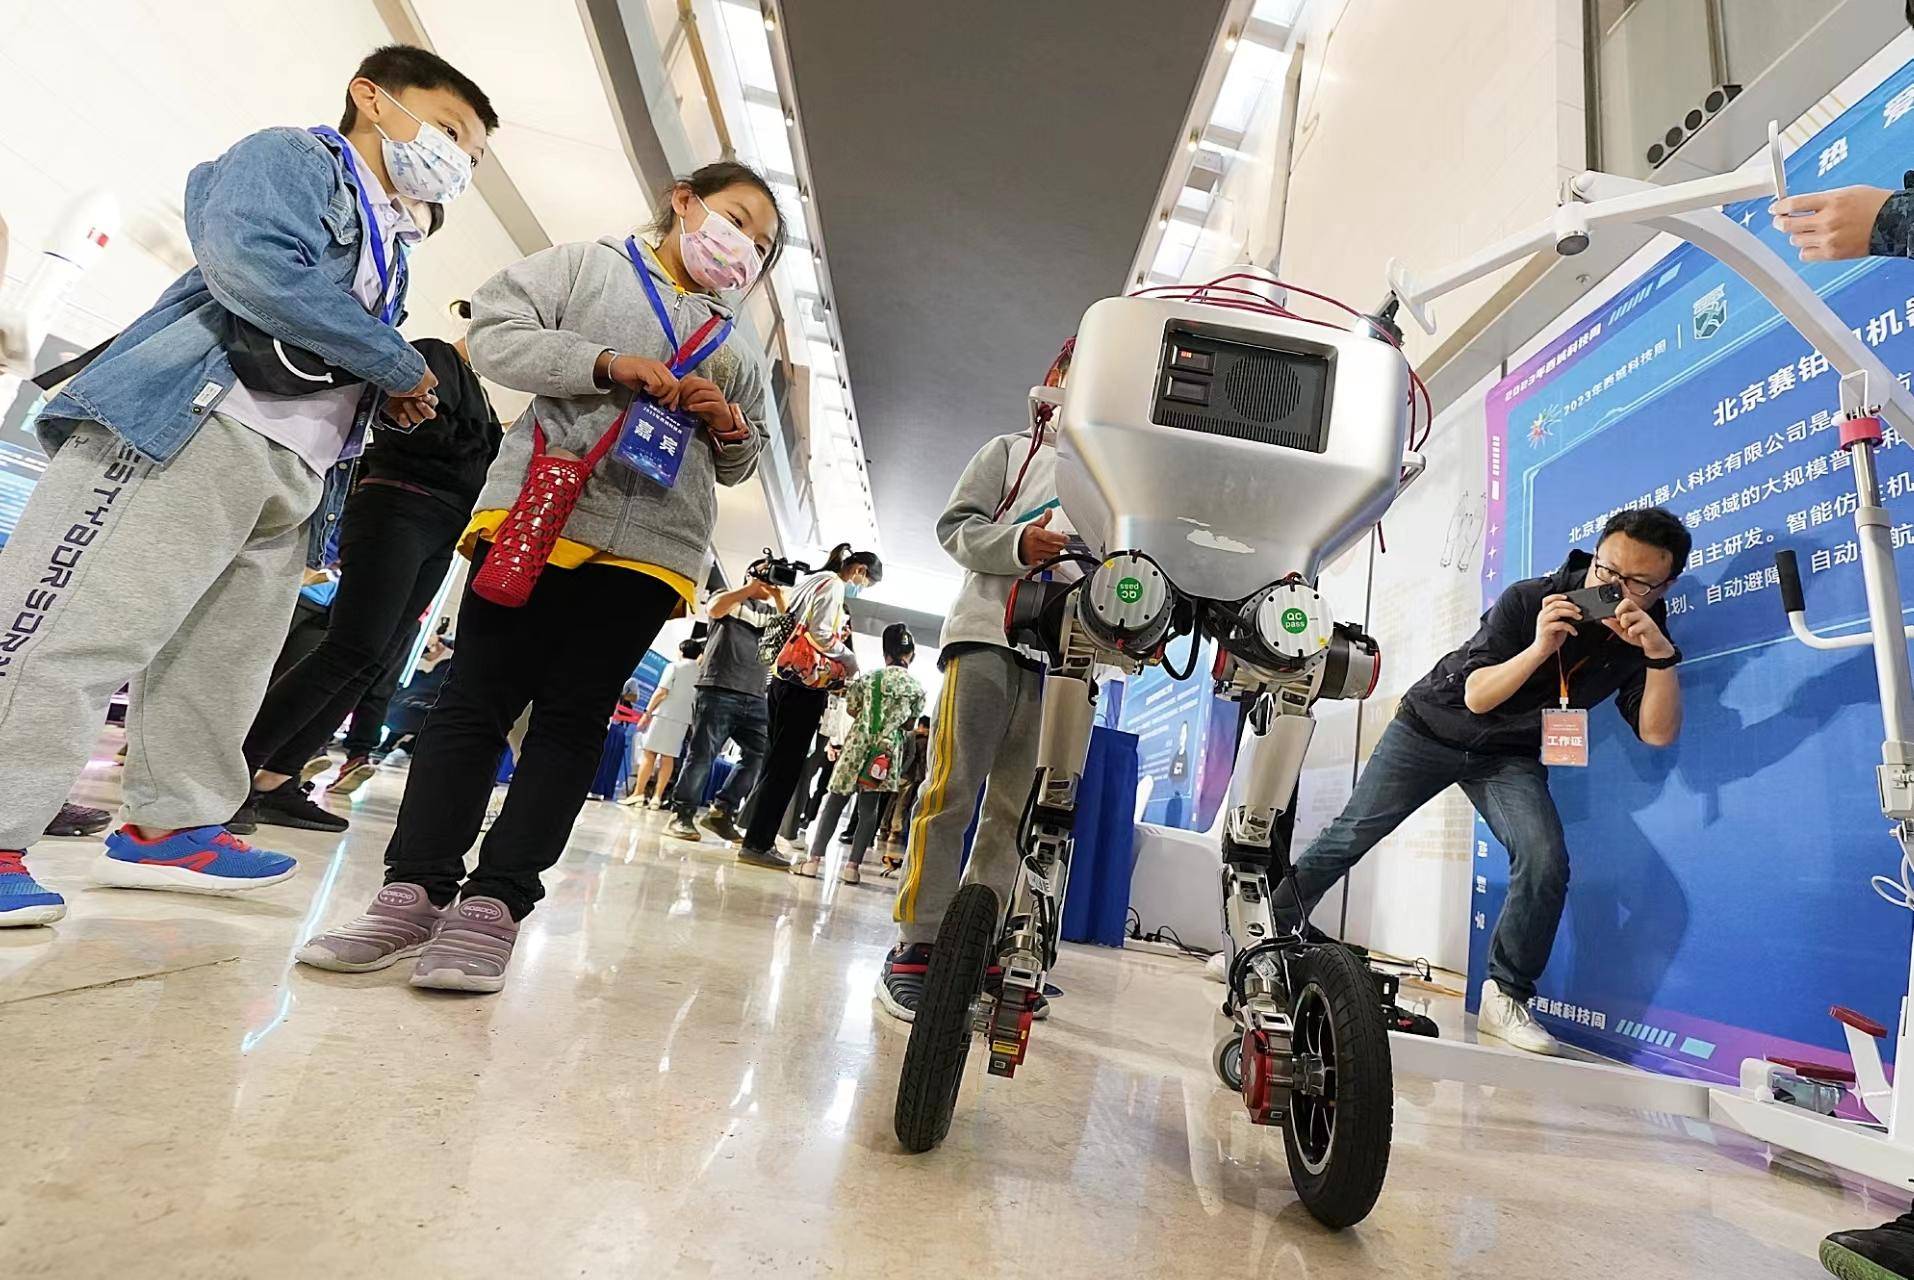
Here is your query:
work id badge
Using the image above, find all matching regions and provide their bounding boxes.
[612,396,696,489]
[1540,708,1590,767]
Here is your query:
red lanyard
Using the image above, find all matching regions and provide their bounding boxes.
[671,316,726,374]
[1557,653,1589,709]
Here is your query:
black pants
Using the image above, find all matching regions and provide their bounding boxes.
[274,595,331,679]
[805,746,834,820]
[383,547,678,919]
[341,651,404,758]
[272,591,404,760]
[742,677,829,852]
[771,737,829,842]
[245,484,462,778]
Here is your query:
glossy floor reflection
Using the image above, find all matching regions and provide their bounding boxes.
[0,744,1888,1278]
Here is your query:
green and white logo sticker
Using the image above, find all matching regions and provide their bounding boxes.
[1280,607,1310,635]
[1115,577,1144,605]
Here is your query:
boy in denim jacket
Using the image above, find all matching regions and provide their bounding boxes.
[0,45,495,925]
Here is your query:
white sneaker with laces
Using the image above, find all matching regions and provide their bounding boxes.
[1477,979,1560,1055]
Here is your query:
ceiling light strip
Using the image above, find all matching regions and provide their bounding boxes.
[1124,0,1263,288]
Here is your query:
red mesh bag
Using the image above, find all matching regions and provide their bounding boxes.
[471,418,623,607]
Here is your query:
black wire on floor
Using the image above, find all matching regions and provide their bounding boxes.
[1125,910,1220,961]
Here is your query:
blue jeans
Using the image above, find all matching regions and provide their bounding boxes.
[1284,716,1569,1002]
[670,688,770,819]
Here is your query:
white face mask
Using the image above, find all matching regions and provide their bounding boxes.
[372,85,473,204]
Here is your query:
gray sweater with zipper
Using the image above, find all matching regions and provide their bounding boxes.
[466,236,767,583]
[937,425,1076,661]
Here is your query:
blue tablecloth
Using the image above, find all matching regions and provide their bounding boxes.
[1060,726,1139,946]
[949,726,1138,947]
[701,757,735,807]
[590,722,637,800]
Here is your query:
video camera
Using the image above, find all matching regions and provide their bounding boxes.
[747,549,811,588]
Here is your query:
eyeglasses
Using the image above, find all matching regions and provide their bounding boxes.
[1592,559,1669,598]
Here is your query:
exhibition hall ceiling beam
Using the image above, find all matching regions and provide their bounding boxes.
[371,0,553,255]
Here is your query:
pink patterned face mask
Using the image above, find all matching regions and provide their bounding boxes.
[679,197,762,293]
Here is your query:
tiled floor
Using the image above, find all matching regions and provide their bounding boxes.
[0,745,1888,1277]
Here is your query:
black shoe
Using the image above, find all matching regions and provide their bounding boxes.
[1824,1212,1914,1280]
[695,807,742,844]
[252,780,349,833]
[45,802,112,837]
[1389,1007,1441,1038]
[228,799,259,836]
[737,844,791,871]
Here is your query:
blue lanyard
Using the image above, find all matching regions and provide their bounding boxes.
[624,237,733,375]
[310,127,404,326]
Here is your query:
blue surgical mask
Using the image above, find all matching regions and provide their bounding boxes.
[845,582,864,598]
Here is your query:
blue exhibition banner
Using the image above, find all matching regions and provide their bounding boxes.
[1118,636,1240,832]
[628,649,670,708]
[1476,59,1914,1084]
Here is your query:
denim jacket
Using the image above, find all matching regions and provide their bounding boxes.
[37,127,427,465]
[305,457,358,569]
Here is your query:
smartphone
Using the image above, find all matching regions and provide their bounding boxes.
[1563,582,1623,622]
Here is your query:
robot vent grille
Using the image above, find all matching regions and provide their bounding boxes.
[1150,325,1331,453]
[1222,355,1302,424]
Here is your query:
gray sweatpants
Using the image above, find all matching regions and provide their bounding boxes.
[0,415,319,848]
[893,645,1043,946]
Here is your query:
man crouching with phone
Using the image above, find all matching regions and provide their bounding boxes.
[1279,507,1688,1054]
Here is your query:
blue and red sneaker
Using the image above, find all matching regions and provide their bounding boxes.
[876,943,933,1023]
[93,826,298,895]
[0,850,66,926]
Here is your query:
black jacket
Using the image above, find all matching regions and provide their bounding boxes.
[1398,550,1667,757]
[359,337,503,511]
[898,729,929,783]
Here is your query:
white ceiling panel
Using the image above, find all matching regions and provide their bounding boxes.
[413,0,654,247]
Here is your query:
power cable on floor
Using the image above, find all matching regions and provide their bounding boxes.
[1126,914,1219,961]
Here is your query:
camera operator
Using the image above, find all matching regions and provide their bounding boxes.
[662,554,790,843]
[1279,508,1687,1055]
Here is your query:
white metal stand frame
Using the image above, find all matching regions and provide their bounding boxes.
[1384,124,1914,1191]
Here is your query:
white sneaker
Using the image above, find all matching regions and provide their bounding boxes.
[1477,979,1560,1055]
[775,836,808,857]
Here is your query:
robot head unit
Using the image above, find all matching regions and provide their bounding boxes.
[1054,294,1413,604]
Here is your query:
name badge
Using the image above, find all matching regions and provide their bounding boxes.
[612,396,696,489]
[1541,708,1590,767]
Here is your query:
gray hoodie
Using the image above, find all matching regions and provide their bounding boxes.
[466,236,767,583]
[937,425,1076,659]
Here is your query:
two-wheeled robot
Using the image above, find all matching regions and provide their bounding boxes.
[891,283,1429,1228]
